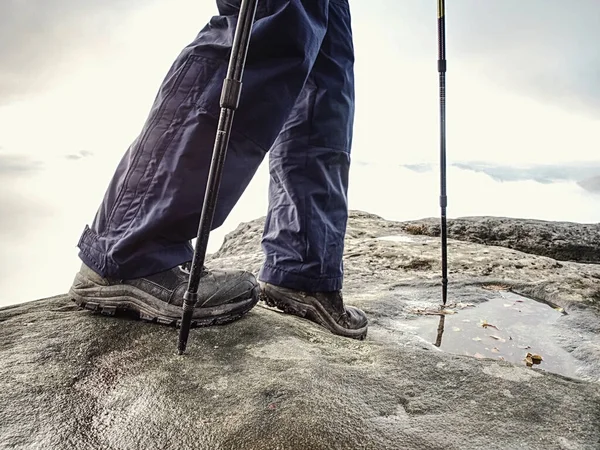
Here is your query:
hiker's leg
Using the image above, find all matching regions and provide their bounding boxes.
[258,0,355,292]
[77,1,329,279]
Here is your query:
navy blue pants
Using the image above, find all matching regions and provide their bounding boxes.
[77,0,355,292]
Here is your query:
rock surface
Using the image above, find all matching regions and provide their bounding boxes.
[1,211,600,450]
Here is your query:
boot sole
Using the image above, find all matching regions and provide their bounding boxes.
[259,284,367,340]
[69,271,259,328]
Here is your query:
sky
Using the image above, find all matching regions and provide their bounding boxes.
[1,0,599,305]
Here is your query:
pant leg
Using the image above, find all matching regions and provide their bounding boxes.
[258,0,355,292]
[77,0,330,279]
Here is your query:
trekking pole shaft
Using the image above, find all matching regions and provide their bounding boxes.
[437,0,448,305]
[178,0,259,354]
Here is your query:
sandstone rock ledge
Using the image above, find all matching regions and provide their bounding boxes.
[1,211,599,450]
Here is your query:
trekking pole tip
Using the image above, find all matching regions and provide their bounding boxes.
[177,291,198,354]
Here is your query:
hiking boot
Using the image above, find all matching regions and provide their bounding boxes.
[69,262,259,327]
[259,282,368,340]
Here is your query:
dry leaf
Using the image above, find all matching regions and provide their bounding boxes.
[525,352,543,366]
[489,335,506,343]
[491,347,500,353]
[531,354,543,364]
[474,353,485,359]
[518,345,531,350]
[481,320,499,330]
[456,302,476,309]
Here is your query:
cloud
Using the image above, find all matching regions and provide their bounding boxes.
[0,0,157,104]
[578,176,600,194]
[0,153,43,175]
[401,161,600,187]
[451,162,600,185]
[65,150,94,161]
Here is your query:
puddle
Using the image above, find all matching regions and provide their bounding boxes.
[408,291,581,379]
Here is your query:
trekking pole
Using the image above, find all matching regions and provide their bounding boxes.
[178,0,259,355]
[437,0,448,305]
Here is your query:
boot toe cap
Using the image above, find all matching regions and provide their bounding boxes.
[345,306,368,329]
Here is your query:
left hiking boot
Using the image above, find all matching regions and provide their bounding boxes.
[69,262,259,327]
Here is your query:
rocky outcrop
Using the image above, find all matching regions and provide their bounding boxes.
[397,215,600,265]
[1,211,599,449]
[214,211,600,310]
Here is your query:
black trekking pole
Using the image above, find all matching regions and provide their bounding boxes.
[177,0,259,355]
[437,0,448,305]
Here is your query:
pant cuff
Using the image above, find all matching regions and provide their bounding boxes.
[77,226,110,277]
[77,225,193,279]
[258,263,343,292]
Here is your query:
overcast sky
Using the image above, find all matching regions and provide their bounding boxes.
[1,0,599,305]
[0,0,156,104]
[2,0,599,114]
[388,0,600,118]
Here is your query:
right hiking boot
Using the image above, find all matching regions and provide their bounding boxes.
[259,282,368,340]
[69,262,259,327]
